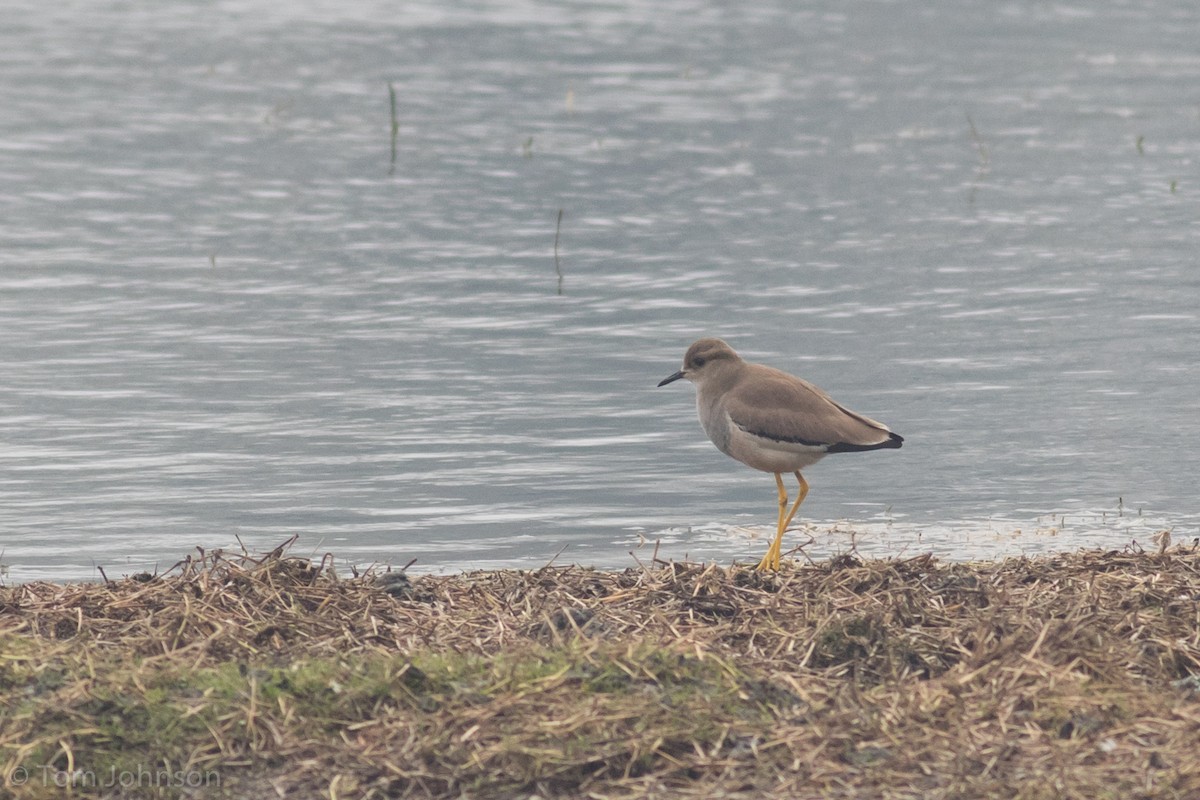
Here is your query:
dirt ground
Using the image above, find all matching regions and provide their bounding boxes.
[2,538,1198,799]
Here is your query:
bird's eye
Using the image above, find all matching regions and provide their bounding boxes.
[693,356,706,367]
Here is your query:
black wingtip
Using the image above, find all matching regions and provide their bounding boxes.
[826,430,903,454]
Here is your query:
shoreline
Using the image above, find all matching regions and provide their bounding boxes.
[2,542,1199,798]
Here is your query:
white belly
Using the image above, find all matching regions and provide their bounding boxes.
[722,417,829,473]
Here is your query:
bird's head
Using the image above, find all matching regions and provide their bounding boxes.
[658,338,742,387]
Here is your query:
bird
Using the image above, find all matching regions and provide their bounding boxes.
[658,337,902,570]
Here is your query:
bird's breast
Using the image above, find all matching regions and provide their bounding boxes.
[697,393,733,455]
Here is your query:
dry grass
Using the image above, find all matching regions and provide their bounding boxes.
[1,538,1199,799]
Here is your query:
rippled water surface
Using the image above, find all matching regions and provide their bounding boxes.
[2,1,1198,580]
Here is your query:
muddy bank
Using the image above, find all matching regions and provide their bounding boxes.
[2,540,1198,798]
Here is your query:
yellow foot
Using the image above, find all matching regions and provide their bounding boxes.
[755,538,782,571]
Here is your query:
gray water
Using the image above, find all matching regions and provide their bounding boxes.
[2,0,1198,582]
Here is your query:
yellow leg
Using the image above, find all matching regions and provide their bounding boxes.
[756,471,808,572]
[781,471,809,533]
[756,473,789,571]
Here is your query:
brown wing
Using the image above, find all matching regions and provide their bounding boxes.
[723,366,899,450]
